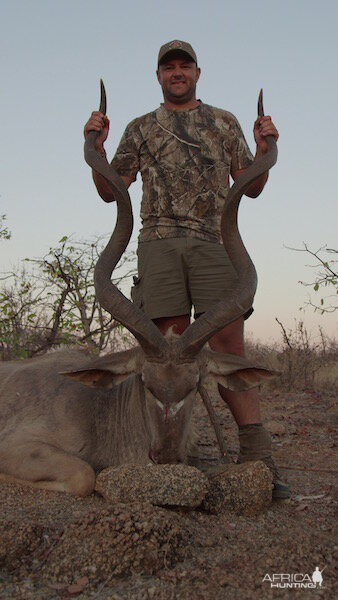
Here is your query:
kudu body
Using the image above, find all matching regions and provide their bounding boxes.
[0,86,277,495]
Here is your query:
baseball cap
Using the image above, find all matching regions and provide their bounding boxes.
[157,40,197,67]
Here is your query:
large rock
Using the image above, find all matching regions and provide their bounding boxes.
[202,461,273,516]
[0,482,189,585]
[40,503,188,582]
[95,464,209,508]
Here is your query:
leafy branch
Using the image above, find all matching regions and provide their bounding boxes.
[286,243,337,313]
[0,214,11,241]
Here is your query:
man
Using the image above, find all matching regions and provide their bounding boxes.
[84,40,290,499]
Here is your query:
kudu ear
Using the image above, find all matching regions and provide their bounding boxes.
[61,347,144,389]
[199,348,277,394]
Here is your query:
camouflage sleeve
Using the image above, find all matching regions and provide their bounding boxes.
[111,119,141,182]
[230,116,254,174]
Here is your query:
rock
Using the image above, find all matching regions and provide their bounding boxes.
[0,482,189,585]
[95,464,209,508]
[202,461,273,516]
[41,503,188,582]
[266,420,286,436]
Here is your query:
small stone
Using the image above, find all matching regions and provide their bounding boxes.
[266,420,286,436]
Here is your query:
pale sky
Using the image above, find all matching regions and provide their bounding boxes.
[1,0,337,343]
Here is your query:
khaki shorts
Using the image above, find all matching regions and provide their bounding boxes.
[131,237,253,320]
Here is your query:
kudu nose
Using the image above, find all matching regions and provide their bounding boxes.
[149,444,184,464]
[149,449,159,463]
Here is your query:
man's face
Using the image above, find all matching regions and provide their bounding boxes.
[157,55,201,105]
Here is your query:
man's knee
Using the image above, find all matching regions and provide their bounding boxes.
[208,317,245,355]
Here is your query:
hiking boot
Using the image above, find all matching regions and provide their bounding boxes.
[262,456,291,500]
[238,423,291,500]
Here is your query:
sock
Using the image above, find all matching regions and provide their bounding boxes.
[238,423,273,465]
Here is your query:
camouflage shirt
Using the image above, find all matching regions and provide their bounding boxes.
[111,102,254,243]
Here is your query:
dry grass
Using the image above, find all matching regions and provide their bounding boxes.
[246,321,337,393]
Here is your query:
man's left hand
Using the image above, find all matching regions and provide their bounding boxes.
[253,116,279,154]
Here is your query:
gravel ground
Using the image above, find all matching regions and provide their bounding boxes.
[0,387,336,599]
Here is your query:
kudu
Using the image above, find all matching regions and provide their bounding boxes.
[0,85,277,496]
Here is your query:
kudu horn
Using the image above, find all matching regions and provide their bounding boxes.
[84,80,169,359]
[175,89,278,360]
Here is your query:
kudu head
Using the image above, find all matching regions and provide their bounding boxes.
[66,83,277,464]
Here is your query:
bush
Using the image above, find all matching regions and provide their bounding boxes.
[0,235,136,360]
[246,320,337,393]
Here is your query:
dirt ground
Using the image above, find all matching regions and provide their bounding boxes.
[0,385,336,599]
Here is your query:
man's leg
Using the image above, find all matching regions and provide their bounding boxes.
[208,317,261,424]
[208,317,290,499]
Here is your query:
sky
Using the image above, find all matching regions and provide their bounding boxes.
[0,0,337,343]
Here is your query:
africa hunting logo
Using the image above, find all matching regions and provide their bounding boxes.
[263,566,325,589]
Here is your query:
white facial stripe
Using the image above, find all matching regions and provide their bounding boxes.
[170,399,185,416]
[155,397,186,418]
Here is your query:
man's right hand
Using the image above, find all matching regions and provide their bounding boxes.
[83,111,110,150]
[84,111,132,203]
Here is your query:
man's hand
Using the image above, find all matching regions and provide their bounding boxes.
[84,111,110,151]
[253,116,278,154]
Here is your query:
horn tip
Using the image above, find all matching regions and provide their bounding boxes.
[258,88,264,118]
[99,79,107,116]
